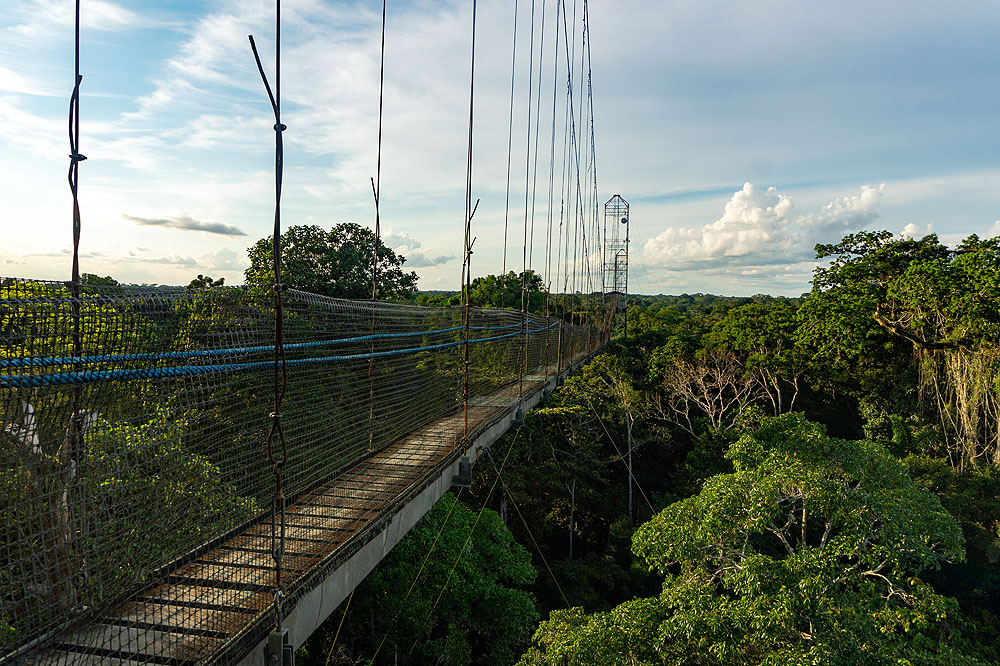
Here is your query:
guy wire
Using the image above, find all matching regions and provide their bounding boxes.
[402,428,527,663]
[462,0,478,442]
[482,447,570,608]
[500,0,518,310]
[518,0,537,406]
[368,489,465,663]
[323,589,354,666]
[583,395,655,514]
[67,0,88,606]
[368,0,387,453]
[248,0,290,628]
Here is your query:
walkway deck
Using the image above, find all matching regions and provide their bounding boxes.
[21,356,587,666]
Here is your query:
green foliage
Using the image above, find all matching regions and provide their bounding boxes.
[81,406,256,578]
[186,274,225,289]
[300,493,537,666]
[796,231,939,392]
[469,271,546,313]
[80,273,120,287]
[904,455,1000,609]
[661,428,733,500]
[0,405,255,644]
[412,290,461,307]
[798,231,1000,468]
[245,223,418,300]
[1,279,159,373]
[705,303,807,415]
[520,414,980,666]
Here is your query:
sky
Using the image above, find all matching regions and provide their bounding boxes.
[2,0,1000,296]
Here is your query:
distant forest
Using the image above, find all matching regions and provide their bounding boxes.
[295,230,1000,666]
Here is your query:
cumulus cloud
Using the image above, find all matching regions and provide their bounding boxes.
[641,182,885,269]
[123,213,246,236]
[384,229,455,268]
[200,247,245,271]
[900,222,934,238]
[988,221,1000,238]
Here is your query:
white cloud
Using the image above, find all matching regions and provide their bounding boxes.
[383,228,455,268]
[5,0,1000,295]
[144,255,198,266]
[0,65,56,96]
[123,213,247,236]
[0,96,65,159]
[12,0,140,36]
[988,221,1000,238]
[641,182,885,270]
[200,247,245,271]
[900,222,933,238]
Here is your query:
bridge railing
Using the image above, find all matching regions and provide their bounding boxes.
[0,277,601,663]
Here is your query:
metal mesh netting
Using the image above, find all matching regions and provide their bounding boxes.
[0,278,601,665]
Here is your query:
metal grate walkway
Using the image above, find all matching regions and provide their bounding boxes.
[20,361,577,666]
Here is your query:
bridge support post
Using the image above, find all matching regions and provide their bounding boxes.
[266,629,293,666]
[452,456,473,488]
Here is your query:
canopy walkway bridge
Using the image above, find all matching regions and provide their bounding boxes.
[3,0,613,659]
[1,279,606,665]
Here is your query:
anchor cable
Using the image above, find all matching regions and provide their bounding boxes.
[248,0,289,629]
[67,0,88,604]
[368,0,388,453]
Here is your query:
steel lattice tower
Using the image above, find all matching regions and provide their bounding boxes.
[603,194,630,320]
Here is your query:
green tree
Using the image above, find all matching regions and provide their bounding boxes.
[559,351,661,521]
[519,414,980,666]
[706,303,806,416]
[798,231,1000,468]
[80,273,119,287]
[300,493,538,666]
[469,270,546,313]
[186,274,225,289]
[244,223,418,300]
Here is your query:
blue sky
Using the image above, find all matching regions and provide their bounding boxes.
[2,0,999,295]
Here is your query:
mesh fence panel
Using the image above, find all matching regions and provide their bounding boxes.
[1,278,602,665]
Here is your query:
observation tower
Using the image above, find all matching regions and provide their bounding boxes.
[603,194,630,333]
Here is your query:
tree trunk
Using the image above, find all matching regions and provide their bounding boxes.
[627,415,634,522]
[568,477,576,560]
[499,485,508,526]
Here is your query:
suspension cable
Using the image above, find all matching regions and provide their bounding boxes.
[248,0,289,630]
[586,0,601,338]
[500,0,518,310]
[68,2,84,289]
[571,0,585,346]
[543,0,562,379]
[526,0,547,382]
[66,0,88,607]
[528,0,547,276]
[518,0,537,405]
[368,0,388,454]
[462,0,478,443]
[481,447,570,608]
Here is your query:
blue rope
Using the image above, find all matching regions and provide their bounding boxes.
[0,322,529,369]
[1,322,558,388]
